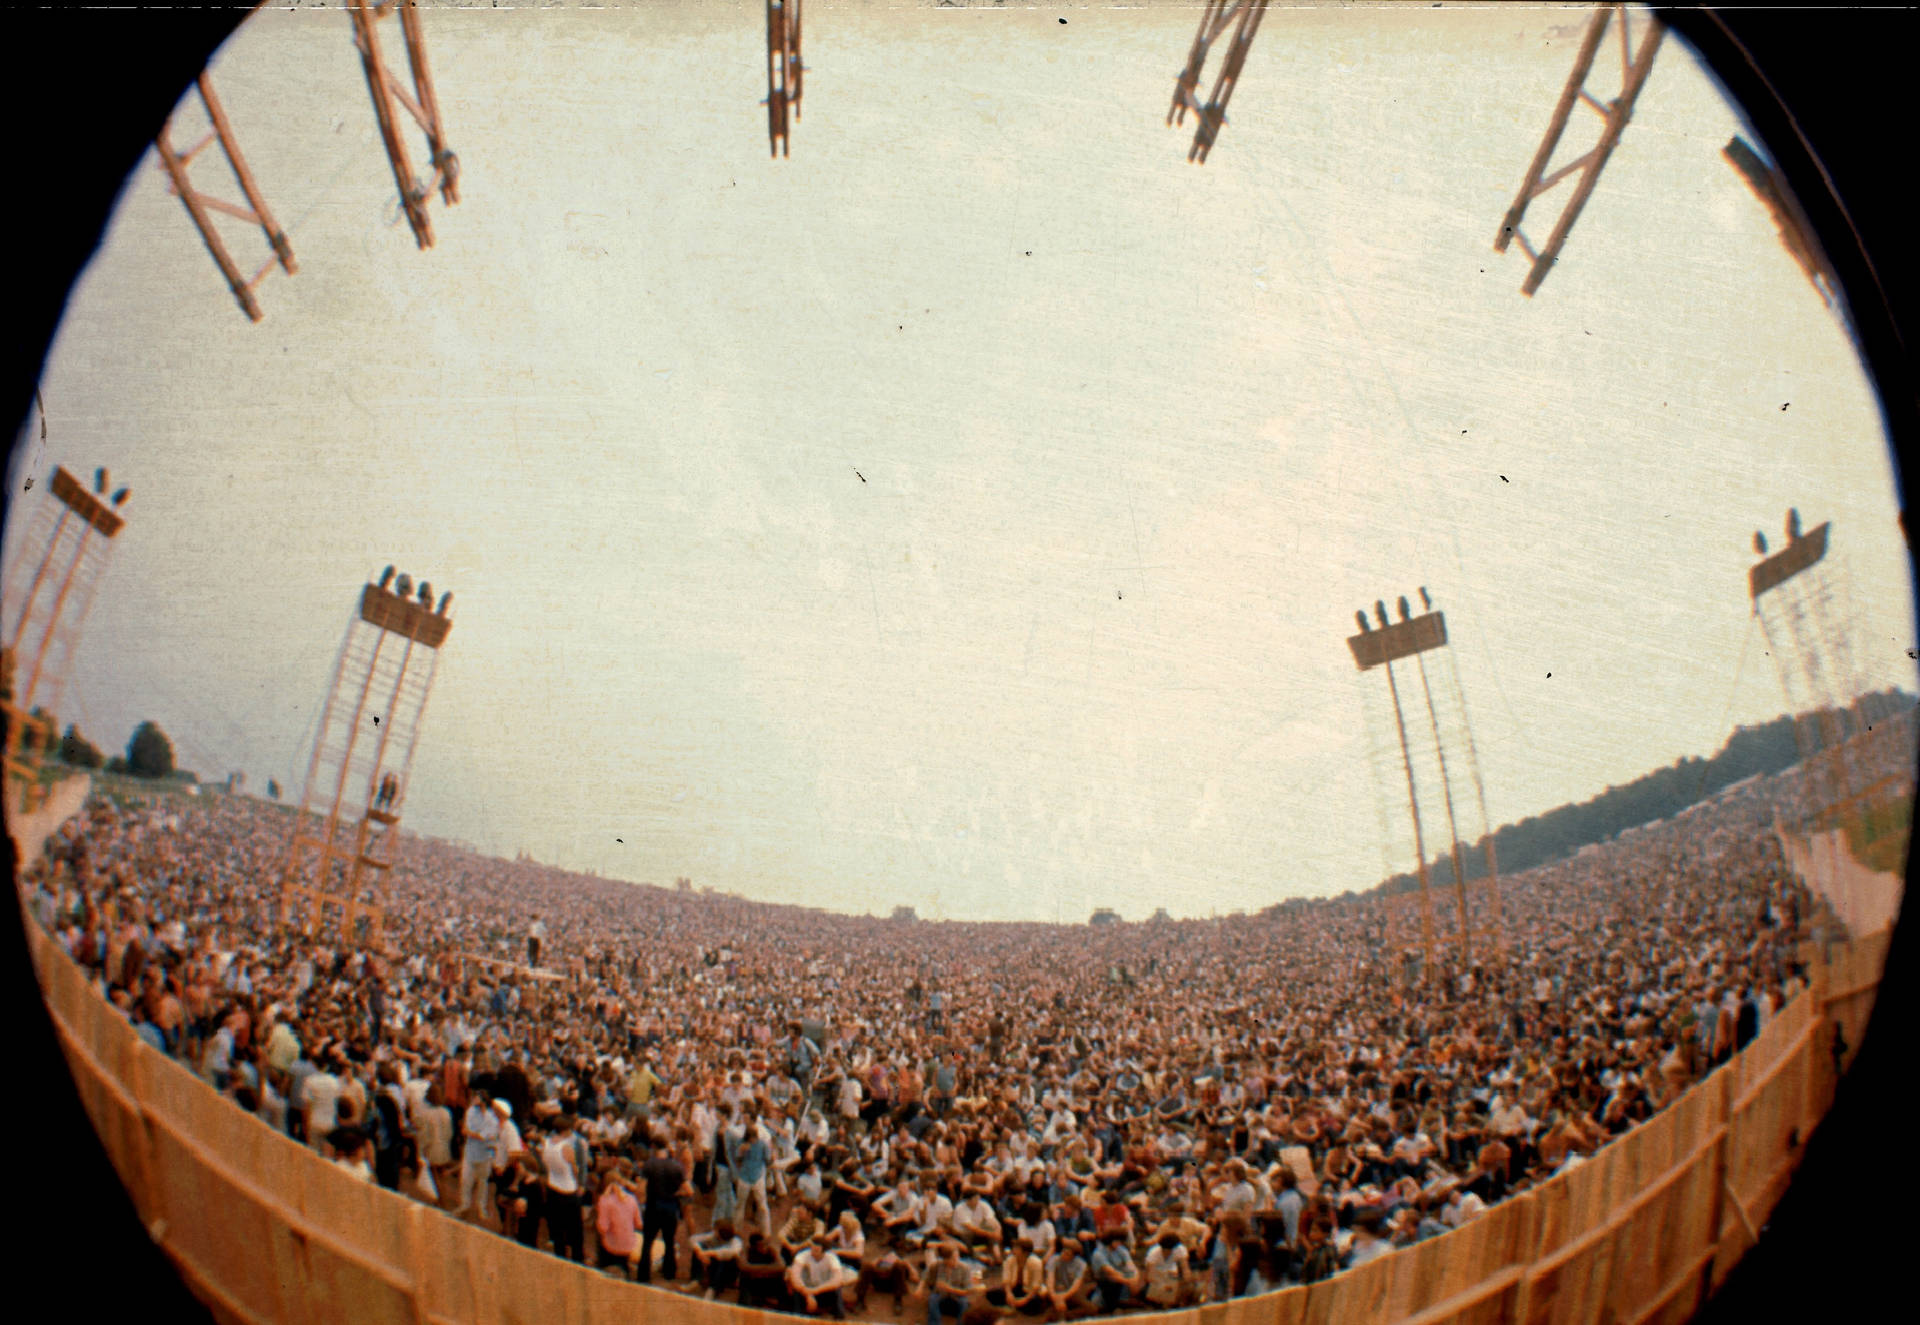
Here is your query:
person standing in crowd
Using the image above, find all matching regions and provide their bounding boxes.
[528,915,547,969]
[539,1113,588,1262]
[413,1082,454,1207]
[730,1106,774,1238]
[456,1084,501,1223]
[637,1137,689,1284]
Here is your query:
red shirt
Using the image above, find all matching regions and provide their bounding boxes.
[1093,1202,1132,1241]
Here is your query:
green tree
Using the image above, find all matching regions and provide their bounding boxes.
[126,721,176,779]
[59,723,103,768]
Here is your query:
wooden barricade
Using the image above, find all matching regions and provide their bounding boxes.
[19,897,1892,1325]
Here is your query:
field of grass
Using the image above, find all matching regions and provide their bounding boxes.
[1842,795,1912,875]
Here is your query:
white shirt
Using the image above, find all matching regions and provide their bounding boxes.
[1215,1179,1257,1214]
[955,1198,999,1235]
[1014,1218,1055,1257]
[305,1072,342,1136]
[542,1134,583,1195]
[494,1119,523,1171]
[916,1194,954,1234]
[792,1247,845,1292]
[1144,1243,1188,1289]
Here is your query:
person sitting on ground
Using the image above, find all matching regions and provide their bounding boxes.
[827,1210,867,1278]
[690,1219,743,1298]
[952,1188,1003,1251]
[779,1196,826,1260]
[903,1175,956,1250]
[877,1176,924,1240]
[1089,1228,1145,1313]
[737,1230,791,1311]
[1143,1230,1194,1308]
[992,1234,1048,1316]
[914,1238,978,1325]
[1040,1235,1097,1322]
[789,1233,852,1319]
[854,1243,914,1314]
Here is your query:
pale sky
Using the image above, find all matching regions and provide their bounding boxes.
[8,2,1914,922]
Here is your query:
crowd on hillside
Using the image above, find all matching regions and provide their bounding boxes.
[16,734,1885,1321]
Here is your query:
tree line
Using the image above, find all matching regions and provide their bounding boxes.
[32,712,183,781]
[1274,688,1916,912]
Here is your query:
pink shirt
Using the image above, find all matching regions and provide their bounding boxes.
[596,1189,641,1255]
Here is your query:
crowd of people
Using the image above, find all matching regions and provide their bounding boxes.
[16,730,1893,1322]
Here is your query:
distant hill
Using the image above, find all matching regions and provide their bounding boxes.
[1321,688,1916,907]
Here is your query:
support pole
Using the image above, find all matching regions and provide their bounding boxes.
[1166,0,1267,164]
[155,125,262,322]
[397,0,459,206]
[7,508,73,655]
[1493,4,1665,295]
[1417,652,1473,968]
[18,528,94,711]
[350,0,435,249]
[196,75,296,275]
[1494,7,1609,255]
[1384,659,1437,982]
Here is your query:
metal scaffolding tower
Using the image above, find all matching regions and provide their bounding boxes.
[1,467,129,814]
[1747,510,1895,836]
[161,0,458,319]
[766,0,803,158]
[1167,0,1267,164]
[155,74,297,323]
[1349,589,1503,981]
[348,0,460,250]
[279,568,453,947]
[1493,3,1664,296]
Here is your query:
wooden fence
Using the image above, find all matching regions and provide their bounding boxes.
[24,911,1889,1325]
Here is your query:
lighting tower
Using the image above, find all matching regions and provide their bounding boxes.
[1493,3,1664,295]
[279,567,452,947]
[1747,510,1887,835]
[1348,589,1503,980]
[161,1,458,319]
[349,0,460,250]
[766,0,803,157]
[1723,135,1841,313]
[2,467,129,813]
[1167,0,1267,164]
[155,73,296,323]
